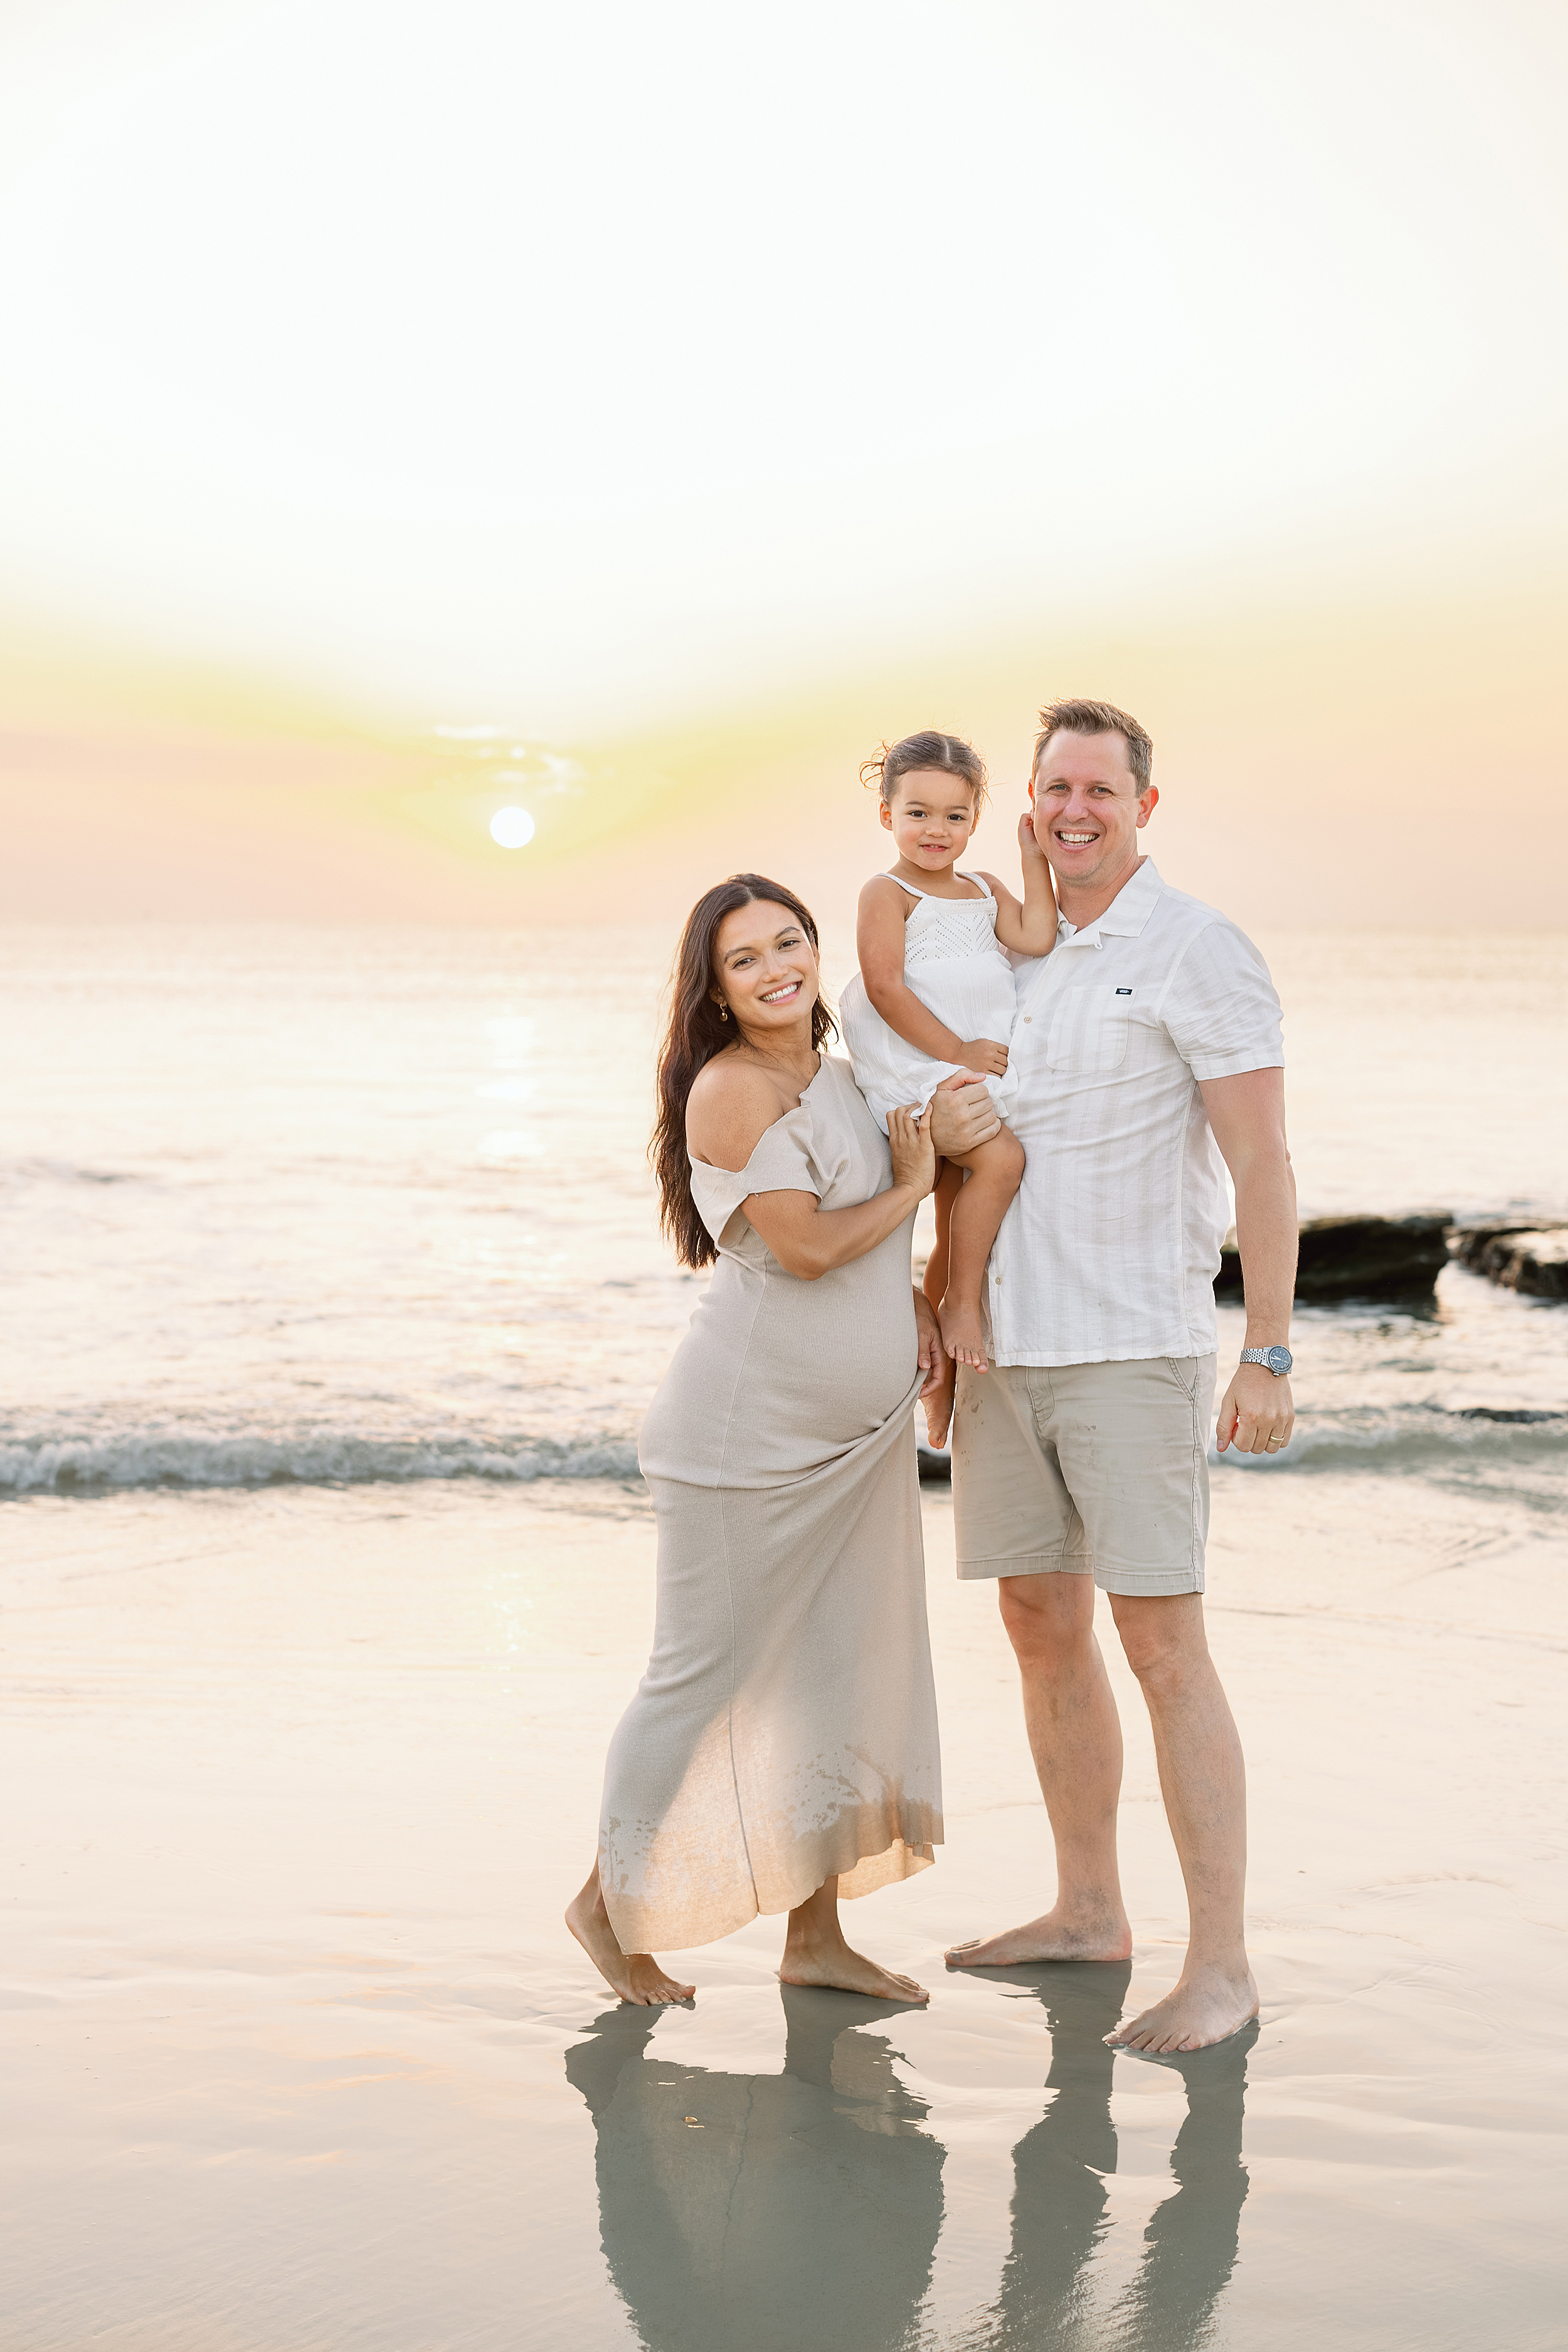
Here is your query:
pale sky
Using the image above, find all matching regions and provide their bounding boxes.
[3,0,1565,736]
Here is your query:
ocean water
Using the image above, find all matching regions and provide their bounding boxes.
[4,923,1567,1501]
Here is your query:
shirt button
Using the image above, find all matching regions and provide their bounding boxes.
[1022,1016,1032,1024]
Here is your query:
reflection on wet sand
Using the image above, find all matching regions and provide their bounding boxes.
[970,1962,1130,2347]
[568,1965,1253,2351]
[958,1963,1253,2352]
[1115,2034,1253,2349]
[564,1987,943,2352]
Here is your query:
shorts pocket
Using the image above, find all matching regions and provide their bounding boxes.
[1046,987,1131,1074]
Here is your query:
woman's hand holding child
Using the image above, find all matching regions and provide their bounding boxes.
[887,1103,937,1202]
[913,1291,948,1436]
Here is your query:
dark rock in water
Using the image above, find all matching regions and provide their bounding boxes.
[1215,1213,1453,1303]
[1454,1406,1566,1423]
[1453,1224,1568,1301]
[916,1440,951,1482]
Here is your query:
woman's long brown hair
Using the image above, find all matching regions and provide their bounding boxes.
[650,874,837,1269]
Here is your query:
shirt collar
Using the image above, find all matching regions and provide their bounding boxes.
[1056,858,1164,950]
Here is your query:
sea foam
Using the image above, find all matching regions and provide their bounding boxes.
[0,1426,642,1494]
[1,1405,1562,1494]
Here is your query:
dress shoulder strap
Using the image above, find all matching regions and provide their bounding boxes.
[955,869,994,901]
[883,869,991,901]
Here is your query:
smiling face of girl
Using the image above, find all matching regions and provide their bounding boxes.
[710,901,821,1037]
[879,769,981,877]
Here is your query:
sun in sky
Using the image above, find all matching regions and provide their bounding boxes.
[2,3,1565,928]
[489,807,536,850]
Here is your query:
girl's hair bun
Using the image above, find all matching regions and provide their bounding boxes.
[861,731,988,811]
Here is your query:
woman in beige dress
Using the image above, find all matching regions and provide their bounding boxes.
[566,873,947,2005]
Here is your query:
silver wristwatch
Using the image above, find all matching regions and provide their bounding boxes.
[1239,1346,1293,1377]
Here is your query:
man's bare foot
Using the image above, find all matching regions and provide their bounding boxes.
[565,1872,695,2006]
[1105,1959,1259,2053]
[945,1904,1133,1968]
[939,1296,989,1373]
[778,1938,929,2003]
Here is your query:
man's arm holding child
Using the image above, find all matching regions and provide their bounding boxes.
[927,1075,1004,1158]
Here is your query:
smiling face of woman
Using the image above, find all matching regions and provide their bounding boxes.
[711,901,820,1037]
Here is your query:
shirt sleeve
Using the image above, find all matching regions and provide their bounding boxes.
[1158,919,1284,1080]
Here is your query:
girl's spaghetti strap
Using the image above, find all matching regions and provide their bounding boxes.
[882,869,990,901]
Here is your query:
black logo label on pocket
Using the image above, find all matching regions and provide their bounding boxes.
[1115,987,1133,996]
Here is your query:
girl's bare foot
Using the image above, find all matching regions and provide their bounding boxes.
[938,1296,989,1372]
[565,1867,695,2006]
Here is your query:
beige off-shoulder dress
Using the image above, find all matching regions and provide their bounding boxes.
[599,1054,943,1953]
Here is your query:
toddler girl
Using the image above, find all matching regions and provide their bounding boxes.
[839,731,1057,1372]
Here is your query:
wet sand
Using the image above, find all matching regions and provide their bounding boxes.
[3,1471,1564,2350]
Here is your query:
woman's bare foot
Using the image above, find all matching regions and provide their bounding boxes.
[1105,1959,1259,2053]
[945,1900,1133,1968]
[938,1295,989,1373]
[780,1876,929,2003]
[565,1867,695,2006]
[778,1939,928,2003]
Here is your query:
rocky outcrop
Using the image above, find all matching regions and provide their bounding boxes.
[1452,1224,1568,1301]
[914,1221,1564,1478]
[1215,1213,1453,1303]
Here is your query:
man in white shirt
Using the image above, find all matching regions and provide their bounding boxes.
[928,697,1297,2054]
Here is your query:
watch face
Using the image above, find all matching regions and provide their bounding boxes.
[1266,1346,1293,1376]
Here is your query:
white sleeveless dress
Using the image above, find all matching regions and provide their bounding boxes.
[839,872,1021,1132]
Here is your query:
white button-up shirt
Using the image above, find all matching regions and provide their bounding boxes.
[987,859,1283,1367]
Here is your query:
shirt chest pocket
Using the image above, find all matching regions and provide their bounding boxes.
[1046,985,1133,1074]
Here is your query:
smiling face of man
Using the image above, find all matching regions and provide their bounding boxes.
[1029,729,1158,900]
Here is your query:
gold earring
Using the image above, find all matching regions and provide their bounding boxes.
[718,1001,729,1021]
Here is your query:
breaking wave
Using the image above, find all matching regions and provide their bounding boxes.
[2,1403,1562,1497]
[0,1424,642,1495]
[1209,1403,1568,1473]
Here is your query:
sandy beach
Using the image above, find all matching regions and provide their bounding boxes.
[4,1460,1562,2350]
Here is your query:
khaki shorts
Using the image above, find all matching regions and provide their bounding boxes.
[951,1355,1217,1597]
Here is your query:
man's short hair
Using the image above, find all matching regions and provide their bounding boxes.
[1034,698,1154,794]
